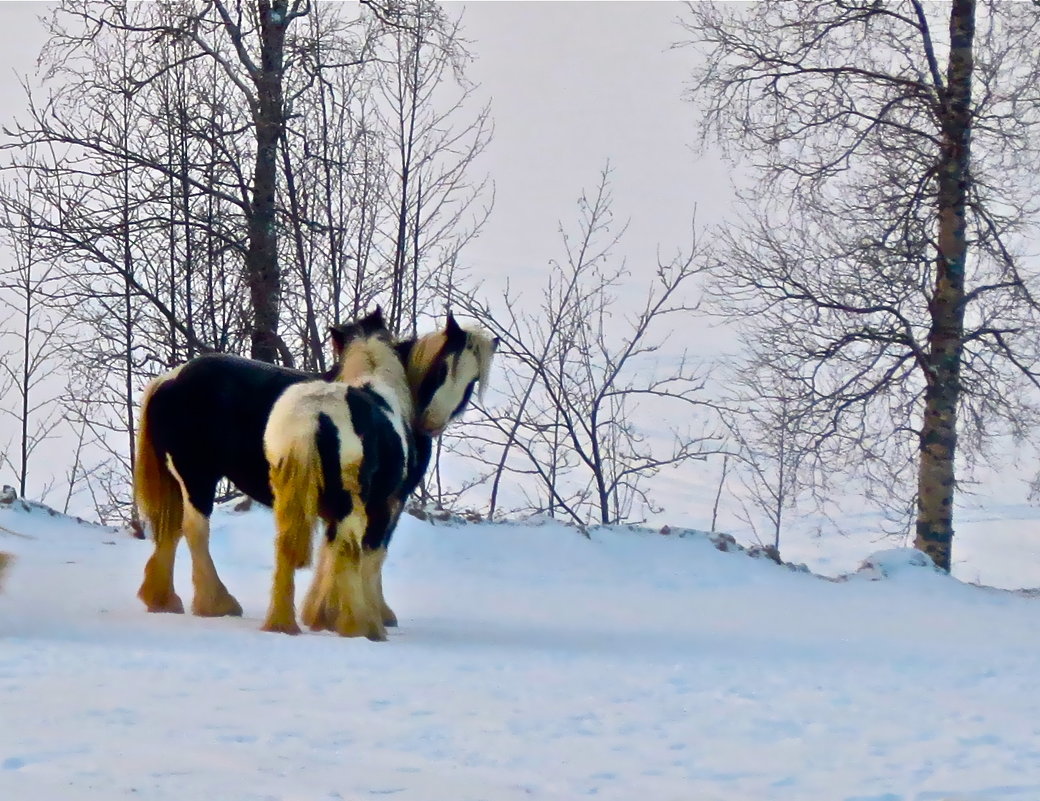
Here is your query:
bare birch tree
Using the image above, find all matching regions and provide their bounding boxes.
[374,0,493,337]
[679,0,1040,570]
[719,358,814,554]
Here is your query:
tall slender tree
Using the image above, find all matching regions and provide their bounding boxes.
[680,0,1040,569]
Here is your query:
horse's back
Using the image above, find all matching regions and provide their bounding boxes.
[145,354,315,510]
[266,381,366,470]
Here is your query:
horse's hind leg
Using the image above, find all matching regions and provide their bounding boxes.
[165,455,246,615]
[182,504,243,617]
[139,534,185,613]
[165,462,242,617]
[363,547,397,628]
[262,499,315,635]
[331,532,384,641]
[304,518,384,640]
[261,543,301,635]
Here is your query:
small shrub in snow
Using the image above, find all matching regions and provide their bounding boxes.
[849,549,944,581]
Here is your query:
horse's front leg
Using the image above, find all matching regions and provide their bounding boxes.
[362,501,400,627]
[301,540,332,631]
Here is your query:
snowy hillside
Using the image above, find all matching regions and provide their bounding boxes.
[2,500,1040,801]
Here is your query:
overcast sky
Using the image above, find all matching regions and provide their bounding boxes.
[455,2,731,280]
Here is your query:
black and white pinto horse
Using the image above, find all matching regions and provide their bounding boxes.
[134,309,497,637]
[263,314,413,639]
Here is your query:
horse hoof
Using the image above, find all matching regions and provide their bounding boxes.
[364,620,388,641]
[382,609,398,627]
[333,616,379,639]
[302,603,336,632]
[261,620,302,636]
[141,592,185,614]
[192,594,243,617]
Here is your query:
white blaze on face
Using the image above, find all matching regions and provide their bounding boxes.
[419,345,482,435]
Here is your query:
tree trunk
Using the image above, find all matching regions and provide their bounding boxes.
[914,0,975,572]
[18,241,31,499]
[246,0,288,364]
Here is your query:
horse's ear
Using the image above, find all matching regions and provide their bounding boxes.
[491,336,501,353]
[361,306,387,334]
[445,312,466,350]
[329,325,346,358]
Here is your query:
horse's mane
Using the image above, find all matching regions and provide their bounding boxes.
[333,334,412,409]
[406,326,497,400]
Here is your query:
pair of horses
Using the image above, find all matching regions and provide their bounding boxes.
[134,309,497,640]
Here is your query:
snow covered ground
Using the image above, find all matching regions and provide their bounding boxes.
[2,500,1040,801]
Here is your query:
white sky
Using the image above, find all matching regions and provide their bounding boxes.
[455,1,731,282]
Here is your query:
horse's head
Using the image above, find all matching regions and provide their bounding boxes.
[327,307,401,385]
[397,313,499,436]
[329,306,391,362]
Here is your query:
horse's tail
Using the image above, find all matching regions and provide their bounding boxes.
[268,431,323,571]
[133,377,183,546]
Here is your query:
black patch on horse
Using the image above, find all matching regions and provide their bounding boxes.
[414,359,449,416]
[412,322,469,417]
[394,339,416,367]
[401,431,433,500]
[148,354,316,514]
[329,308,390,365]
[450,379,477,421]
[345,385,407,552]
[315,412,353,537]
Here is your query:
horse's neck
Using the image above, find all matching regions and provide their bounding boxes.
[336,343,413,417]
[335,347,377,383]
[405,335,446,391]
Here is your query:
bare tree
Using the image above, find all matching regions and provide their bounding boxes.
[456,166,718,526]
[719,359,814,554]
[0,174,65,501]
[6,0,313,366]
[679,0,1040,570]
[0,0,492,520]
